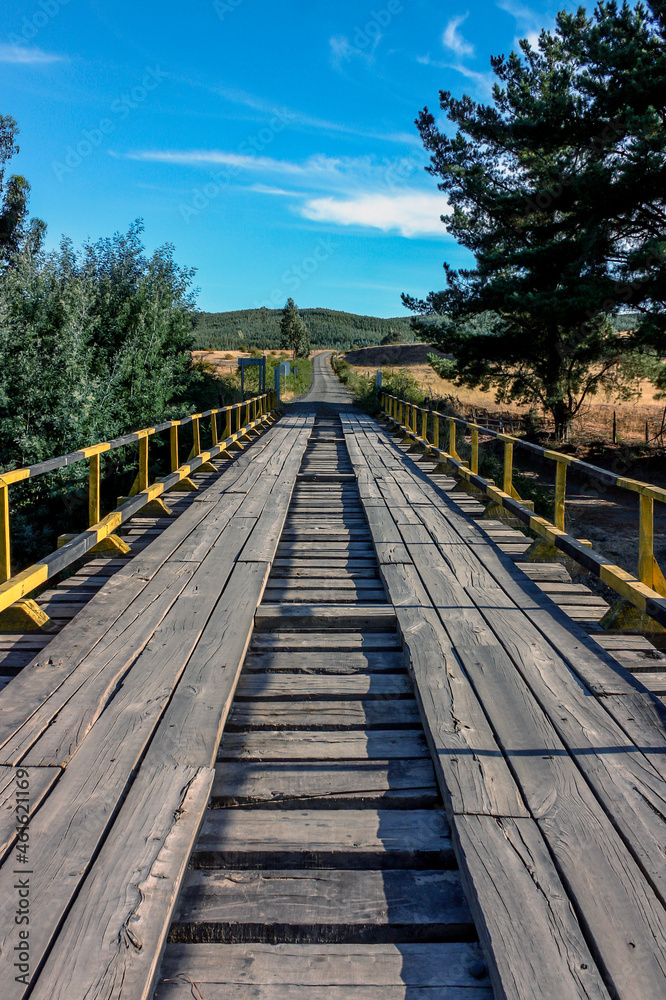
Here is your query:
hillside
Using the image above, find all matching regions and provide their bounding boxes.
[194,307,423,351]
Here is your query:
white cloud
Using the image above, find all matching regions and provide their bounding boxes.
[0,44,64,64]
[442,14,475,58]
[416,53,494,93]
[300,192,451,238]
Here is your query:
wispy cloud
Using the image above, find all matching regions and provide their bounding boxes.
[301,192,451,238]
[122,147,445,238]
[442,14,474,58]
[177,79,420,147]
[0,44,65,65]
[497,0,553,46]
[416,53,494,94]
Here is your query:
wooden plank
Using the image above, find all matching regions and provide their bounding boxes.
[21,520,256,767]
[255,604,396,630]
[454,815,610,1000]
[251,632,402,652]
[154,942,493,998]
[29,765,213,1000]
[241,650,406,672]
[192,808,455,869]
[380,561,528,819]
[0,562,196,765]
[211,759,438,808]
[148,562,270,769]
[0,765,60,863]
[227,698,421,730]
[217,730,430,762]
[235,672,412,698]
[170,868,472,942]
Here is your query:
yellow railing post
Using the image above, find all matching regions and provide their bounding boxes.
[421,408,428,442]
[448,419,460,461]
[554,459,567,531]
[223,407,231,439]
[89,454,101,527]
[0,484,10,583]
[139,436,149,492]
[412,405,418,435]
[433,412,439,450]
[639,493,655,588]
[503,440,514,495]
[170,424,179,472]
[211,411,218,446]
[471,426,479,475]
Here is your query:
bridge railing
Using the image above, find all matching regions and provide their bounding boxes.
[381,392,666,628]
[0,391,276,626]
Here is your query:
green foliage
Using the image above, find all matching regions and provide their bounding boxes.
[330,355,380,412]
[0,219,214,568]
[0,115,44,267]
[279,298,310,359]
[194,307,418,352]
[403,2,666,438]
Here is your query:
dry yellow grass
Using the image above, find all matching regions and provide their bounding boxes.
[346,346,665,446]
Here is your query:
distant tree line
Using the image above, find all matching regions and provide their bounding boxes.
[194,306,420,352]
[404,1,666,439]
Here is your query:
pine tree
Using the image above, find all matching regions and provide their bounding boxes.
[280,298,310,359]
[403,3,665,438]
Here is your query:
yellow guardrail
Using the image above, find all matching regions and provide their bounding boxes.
[0,391,276,626]
[380,392,666,629]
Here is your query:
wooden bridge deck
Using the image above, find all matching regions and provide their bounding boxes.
[0,354,664,999]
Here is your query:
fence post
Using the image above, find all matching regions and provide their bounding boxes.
[638,493,654,588]
[448,419,461,461]
[471,426,479,475]
[421,407,428,442]
[89,454,101,526]
[223,407,231,439]
[139,436,149,492]
[433,412,439,451]
[192,417,201,458]
[170,424,179,472]
[554,460,567,531]
[411,405,418,435]
[0,484,10,583]
[211,411,218,446]
[503,440,514,496]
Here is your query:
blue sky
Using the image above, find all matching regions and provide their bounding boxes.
[2,0,569,316]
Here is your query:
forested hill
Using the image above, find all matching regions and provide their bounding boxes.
[194,307,421,351]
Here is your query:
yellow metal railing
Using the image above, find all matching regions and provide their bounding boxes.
[0,391,276,622]
[381,392,666,628]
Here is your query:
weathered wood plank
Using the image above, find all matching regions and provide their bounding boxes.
[154,942,493,998]
[170,868,472,942]
[217,730,430,762]
[192,808,454,869]
[0,765,60,863]
[29,765,213,1000]
[235,672,412,698]
[241,649,406,671]
[454,815,610,1000]
[255,604,396,630]
[211,759,438,808]
[227,698,421,730]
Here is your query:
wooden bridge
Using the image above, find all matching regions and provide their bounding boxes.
[0,352,665,999]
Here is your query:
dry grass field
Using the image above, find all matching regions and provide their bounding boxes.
[344,343,666,447]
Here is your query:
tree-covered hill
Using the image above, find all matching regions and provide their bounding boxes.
[194,307,423,351]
